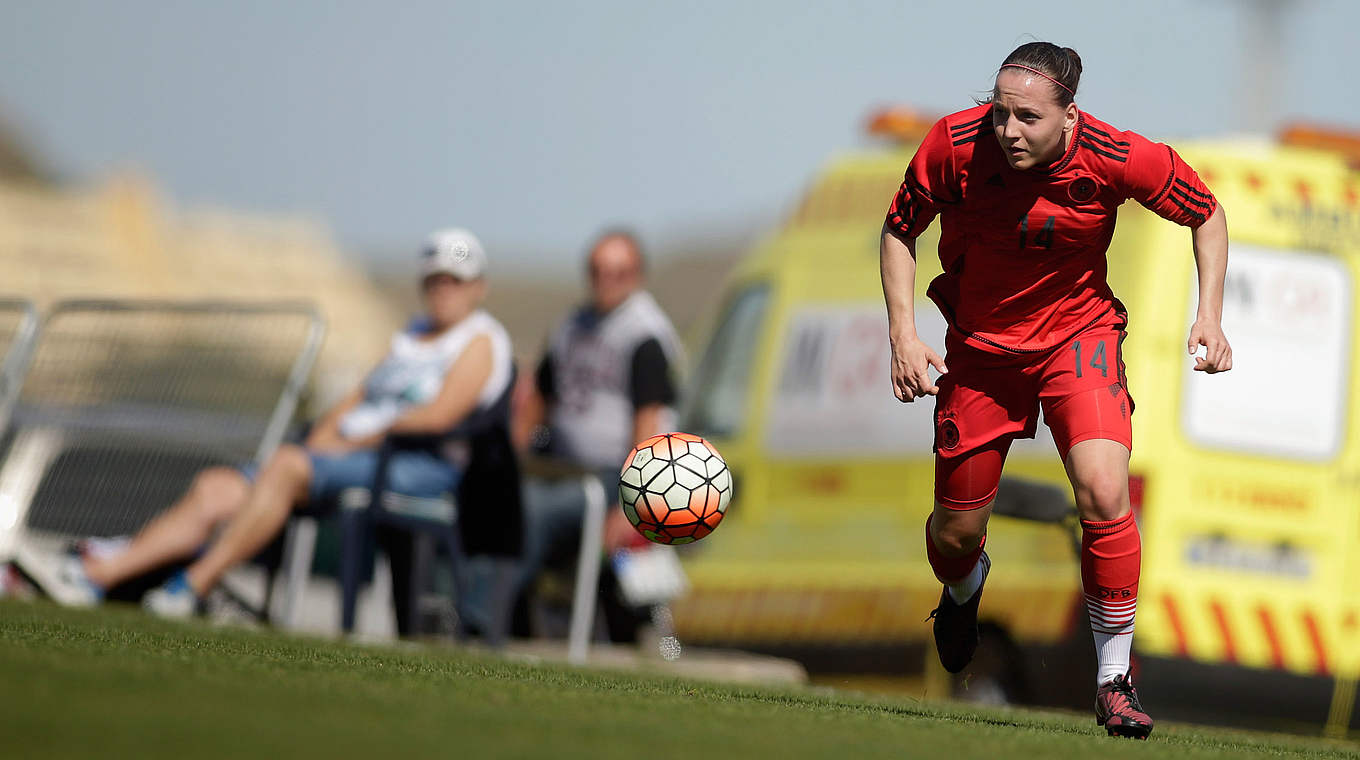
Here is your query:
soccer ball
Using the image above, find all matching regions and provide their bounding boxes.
[618,432,732,545]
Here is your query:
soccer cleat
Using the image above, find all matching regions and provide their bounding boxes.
[142,571,201,619]
[1095,673,1154,739]
[926,551,990,673]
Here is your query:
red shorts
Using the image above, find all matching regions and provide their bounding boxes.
[933,315,1134,510]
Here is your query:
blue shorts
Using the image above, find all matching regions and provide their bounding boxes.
[241,448,461,508]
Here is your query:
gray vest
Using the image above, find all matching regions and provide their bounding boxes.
[546,291,682,470]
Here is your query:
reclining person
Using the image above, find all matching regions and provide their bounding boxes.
[57,229,514,617]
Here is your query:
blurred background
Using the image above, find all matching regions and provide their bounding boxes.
[4,0,1358,369]
[1,0,1358,740]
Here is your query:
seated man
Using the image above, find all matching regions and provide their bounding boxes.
[512,229,683,641]
[57,228,514,617]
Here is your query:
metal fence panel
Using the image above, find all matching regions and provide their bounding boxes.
[1,300,323,541]
[0,299,39,432]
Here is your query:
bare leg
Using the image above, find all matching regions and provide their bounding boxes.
[1063,439,1131,522]
[928,501,992,559]
[84,467,249,590]
[184,445,313,596]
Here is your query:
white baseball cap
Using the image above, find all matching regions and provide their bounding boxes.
[421,228,487,280]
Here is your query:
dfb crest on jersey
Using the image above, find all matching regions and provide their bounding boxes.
[1068,176,1098,203]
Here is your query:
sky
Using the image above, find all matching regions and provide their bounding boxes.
[2,0,1357,273]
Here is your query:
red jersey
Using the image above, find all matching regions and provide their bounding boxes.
[885,103,1217,354]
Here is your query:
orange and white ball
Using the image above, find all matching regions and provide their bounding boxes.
[618,432,732,544]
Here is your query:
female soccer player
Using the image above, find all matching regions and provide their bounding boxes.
[879,42,1231,739]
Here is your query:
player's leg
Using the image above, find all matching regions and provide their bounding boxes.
[1062,438,1150,738]
[83,467,250,592]
[928,440,1006,599]
[1042,324,1151,738]
[925,337,1034,673]
[926,440,1007,673]
[1063,437,1139,678]
[179,444,316,599]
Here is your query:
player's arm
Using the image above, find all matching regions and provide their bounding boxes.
[880,226,947,402]
[632,404,666,451]
[1188,205,1232,373]
[603,400,668,551]
[627,338,676,447]
[511,352,552,453]
[606,338,680,550]
[387,333,494,435]
[304,387,366,453]
[1123,135,1232,374]
[880,117,957,402]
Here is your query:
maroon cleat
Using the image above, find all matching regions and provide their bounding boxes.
[1095,673,1154,739]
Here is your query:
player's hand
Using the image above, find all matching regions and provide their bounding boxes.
[889,333,947,402]
[1188,317,1232,373]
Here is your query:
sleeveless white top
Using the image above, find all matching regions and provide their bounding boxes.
[545,290,683,470]
[338,309,513,440]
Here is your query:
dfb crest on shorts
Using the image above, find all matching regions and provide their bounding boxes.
[937,417,961,451]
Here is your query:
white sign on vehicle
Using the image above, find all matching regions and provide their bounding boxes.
[1181,243,1351,460]
[764,305,1055,457]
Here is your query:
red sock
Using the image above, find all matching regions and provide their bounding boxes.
[1081,511,1140,636]
[925,513,985,584]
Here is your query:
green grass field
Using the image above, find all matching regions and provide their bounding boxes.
[1,600,1355,760]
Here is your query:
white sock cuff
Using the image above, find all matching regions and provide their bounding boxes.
[945,553,989,603]
[1094,630,1134,685]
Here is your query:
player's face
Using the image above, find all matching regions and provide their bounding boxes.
[422,272,485,329]
[990,69,1078,170]
[588,236,642,314]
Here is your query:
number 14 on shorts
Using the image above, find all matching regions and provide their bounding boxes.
[1071,339,1109,378]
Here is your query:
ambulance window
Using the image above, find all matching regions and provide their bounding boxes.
[680,284,770,439]
[1181,244,1351,460]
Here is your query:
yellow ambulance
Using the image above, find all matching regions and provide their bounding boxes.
[670,110,1360,735]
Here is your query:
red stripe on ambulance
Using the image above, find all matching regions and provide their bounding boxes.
[1255,606,1286,670]
[1161,594,1189,657]
[1301,611,1330,675]
[1210,600,1238,663]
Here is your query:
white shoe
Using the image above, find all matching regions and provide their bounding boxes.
[12,542,103,607]
[142,572,199,619]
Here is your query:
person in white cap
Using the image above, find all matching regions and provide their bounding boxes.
[48,229,515,619]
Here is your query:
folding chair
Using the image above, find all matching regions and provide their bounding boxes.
[333,370,523,640]
[337,438,469,637]
[0,298,39,434]
[0,300,324,609]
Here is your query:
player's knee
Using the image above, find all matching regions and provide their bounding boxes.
[191,467,248,524]
[934,531,984,557]
[1074,470,1129,522]
[265,444,316,506]
[930,509,988,556]
[265,444,312,479]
